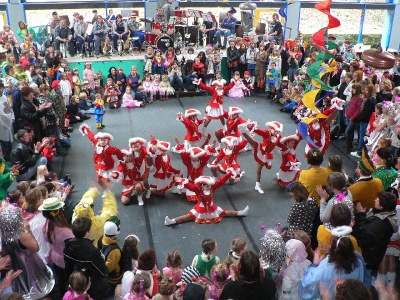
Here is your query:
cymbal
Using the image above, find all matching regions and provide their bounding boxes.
[140,18,153,23]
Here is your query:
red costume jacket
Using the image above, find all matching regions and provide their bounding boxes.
[180,116,205,142]
[199,81,235,108]
[212,140,247,170]
[153,154,180,179]
[219,111,246,138]
[180,151,211,181]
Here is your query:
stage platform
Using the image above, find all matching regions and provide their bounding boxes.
[55,91,361,295]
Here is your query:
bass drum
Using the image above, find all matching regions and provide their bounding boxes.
[156,35,174,52]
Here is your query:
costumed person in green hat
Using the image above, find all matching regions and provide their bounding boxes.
[0,144,19,199]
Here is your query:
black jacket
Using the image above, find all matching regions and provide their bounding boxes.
[352,209,397,271]
[64,237,109,300]
[20,98,45,141]
[356,97,376,123]
[10,141,40,175]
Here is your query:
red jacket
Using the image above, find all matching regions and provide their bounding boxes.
[180,151,210,181]
[199,81,235,108]
[180,117,205,142]
[345,95,363,121]
[153,154,181,179]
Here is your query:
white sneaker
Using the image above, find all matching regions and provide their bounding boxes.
[164,216,176,226]
[238,205,249,217]
[240,171,245,178]
[255,185,265,194]
[138,195,144,206]
[350,151,361,158]
[145,189,151,199]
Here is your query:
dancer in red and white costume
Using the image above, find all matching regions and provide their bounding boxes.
[276,134,301,188]
[110,148,146,206]
[164,172,249,225]
[215,107,247,143]
[173,109,211,151]
[208,136,247,185]
[193,78,234,127]
[240,121,283,194]
[176,144,213,202]
[150,141,182,195]
[79,123,123,190]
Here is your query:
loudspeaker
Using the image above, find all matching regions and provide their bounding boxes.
[241,11,253,33]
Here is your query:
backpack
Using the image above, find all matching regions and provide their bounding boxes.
[97,235,123,279]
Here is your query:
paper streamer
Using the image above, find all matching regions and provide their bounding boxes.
[312,0,341,49]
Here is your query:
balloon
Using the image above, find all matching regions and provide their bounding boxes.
[362,49,395,69]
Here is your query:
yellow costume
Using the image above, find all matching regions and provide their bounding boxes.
[317,225,362,256]
[72,187,118,246]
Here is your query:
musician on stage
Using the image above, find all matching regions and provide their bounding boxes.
[268,13,283,46]
[127,15,145,46]
[163,0,175,23]
[49,11,60,42]
[173,8,187,42]
[74,15,93,56]
[200,11,216,46]
[111,14,129,52]
[54,18,72,51]
[154,7,167,25]
[93,15,109,56]
[216,7,237,49]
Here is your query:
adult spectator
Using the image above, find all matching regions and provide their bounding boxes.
[328,56,346,88]
[300,227,364,299]
[126,65,141,94]
[352,191,398,287]
[220,250,276,300]
[93,15,109,56]
[74,15,92,56]
[10,129,47,182]
[44,45,61,86]
[335,279,372,300]
[64,217,110,300]
[376,77,393,103]
[111,15,129,53]
[107,66,118,84]
[20,86,51,143]
[371,147,398,191]
[12,80,28,132]
[50,80,68,135]
[348,153,383,211]
[216,8,236,49]
[54,18,72,52]
[16,21,37,43]
[105,9,116,24]
[200,11,216,46]
[48,11,60,41]
[0,83,14,161]
[351,84,376,158]
[31,64,46,88]
[268,13,283,46]
[344,82,363,154]
[298,148,332,248]
[4,65,18,87]
[163,0,174,22]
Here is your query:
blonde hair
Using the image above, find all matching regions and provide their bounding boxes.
[36,165,48,180]
[79,92,87,99]
[211,263,229,284]
[230,237,247,253]
[162,74,169,81]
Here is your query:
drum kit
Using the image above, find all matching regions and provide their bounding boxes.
[140,9,205,52]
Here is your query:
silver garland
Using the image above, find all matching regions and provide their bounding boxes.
[0,205,22,244]
[259,229,286,272]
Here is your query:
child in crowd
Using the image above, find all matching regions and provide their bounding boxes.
[116,67,127,94]
[191,239,220,278]
[225,237,247,280]
[83,62,96,89]
[67,95,90,124]
[208,263,230,300]
[81,80,95,102]
[72,68,82,96]
[213,45,222,74]
[6,189,25,208]
[14,64,29,82]
[163,249,183,284]
[193,57,206,83]
[153,276,176,300]
[328,155,348,182]
[42,137,56,171]
[205,45,214,86]
[277,134,301,188]
[78,92,93,112]
[134,86,149,104]
[174,47,185,67]
[63,271,94,300]
[96,70,104,88]
[121,234,140,273]
[160,74,174,101]
[94,93,105,129]
[152,74,162,100]
[143,73,154,103]
[153,50,165,74]
[144,46,154,74]
[164,47,175,69]
[186,47,196,62]
[36,165,48,184]
[168,61,183,92]
[17,181,30,197]
[121,86,144,108]
[228,71,246,98]
[105,85,121,109]
[266,62,278,99]
[243,71,253,96]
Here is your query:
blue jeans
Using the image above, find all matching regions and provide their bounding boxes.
[356,122,368,154]
[111,33,128,50]
[169,76,183,90]
[16,157,47,182]
[75,35,93,53]
[345,118,358,151]
[216,29,231,47]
